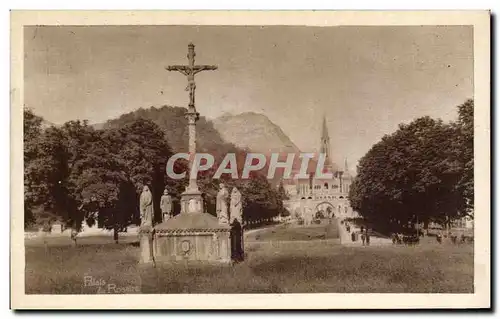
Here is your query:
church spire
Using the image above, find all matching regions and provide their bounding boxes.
[321,115,329,140]
[319,115,332,171]
[343,157,352,178]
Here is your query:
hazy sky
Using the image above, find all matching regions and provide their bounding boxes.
[24,25,473,168]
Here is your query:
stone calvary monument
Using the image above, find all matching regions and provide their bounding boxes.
[139,43,236,264]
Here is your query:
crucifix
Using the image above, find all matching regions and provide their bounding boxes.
[166,43,218,212]
[166,42,218,111]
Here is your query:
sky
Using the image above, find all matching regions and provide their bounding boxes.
[24,25,473,168]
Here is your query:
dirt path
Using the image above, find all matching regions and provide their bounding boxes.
[244,223,285,238]
[338,219,392,246]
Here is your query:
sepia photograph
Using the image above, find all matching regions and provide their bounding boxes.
[11,11,490,309]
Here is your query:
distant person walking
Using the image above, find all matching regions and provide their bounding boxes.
[436,233,442,244]
[391,233,397,244]
[365,229,370,246]
[361,232,366,246]
[71,228,78,246]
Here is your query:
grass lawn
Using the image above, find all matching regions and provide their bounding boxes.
[25,234,139,247]
[25,235,473,294]
[246,220,340,242]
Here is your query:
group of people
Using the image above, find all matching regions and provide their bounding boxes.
[391,233,403,244]
[343,221,371,246]
[391,232,420,245]
[437,232,473,244]
[359,226,371,246]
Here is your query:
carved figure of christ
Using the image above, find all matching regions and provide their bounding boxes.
[166,43,218,109]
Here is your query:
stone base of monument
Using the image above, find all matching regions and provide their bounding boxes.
[139,226,154,264]
[151,213,231,264]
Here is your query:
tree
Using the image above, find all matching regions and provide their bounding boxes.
[25,119,99,228]
[70,129,128,239]
[349,114,466,233]
[198,166,221,217]
[61,120,100,228]
[276,180,289,217]
[455,99,474,215]
[240,172,280,224]
[25,125,74,227]
[114,119,174,224]
[24,109,43,162]
[24,116,131,235]
[24,109,44,227]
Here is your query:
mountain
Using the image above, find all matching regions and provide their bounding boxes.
[97,105,238,158]
[212,112,300,154]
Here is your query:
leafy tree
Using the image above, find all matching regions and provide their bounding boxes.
[349,114,466,232]
[60,120,99,228]
[276,180,289,217]
[24,125,71,227]
[24,116,129,234]
[455,99,474,214]
[24,109,44,227]
[240,172,280,224]
[198,166,221,217]
[70,129,128,238]
[114,119,174,224]
[24,109,43,162]
[25,119,99,228]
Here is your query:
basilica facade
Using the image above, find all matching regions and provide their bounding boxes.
[283,117,358,221]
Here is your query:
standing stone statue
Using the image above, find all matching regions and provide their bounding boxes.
[160,188,173,222]
[304,198,313,225]
[230,187,243,224]
[140,185,154,227]
[216,183,229,224]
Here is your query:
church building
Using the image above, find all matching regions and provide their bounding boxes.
[283,116,358,220]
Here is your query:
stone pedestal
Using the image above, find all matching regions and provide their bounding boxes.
[139,226,154,264]
[153,212,231,264]
[180,188,204,214]
[151,179,232,264]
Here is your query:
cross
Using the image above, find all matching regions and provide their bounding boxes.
[165,43,218,198]
[166,43,218,110]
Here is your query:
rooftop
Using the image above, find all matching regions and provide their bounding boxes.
[154,212,230,232]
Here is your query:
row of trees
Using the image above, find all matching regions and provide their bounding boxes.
[348,99,474,233]
[24,108,287,232]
